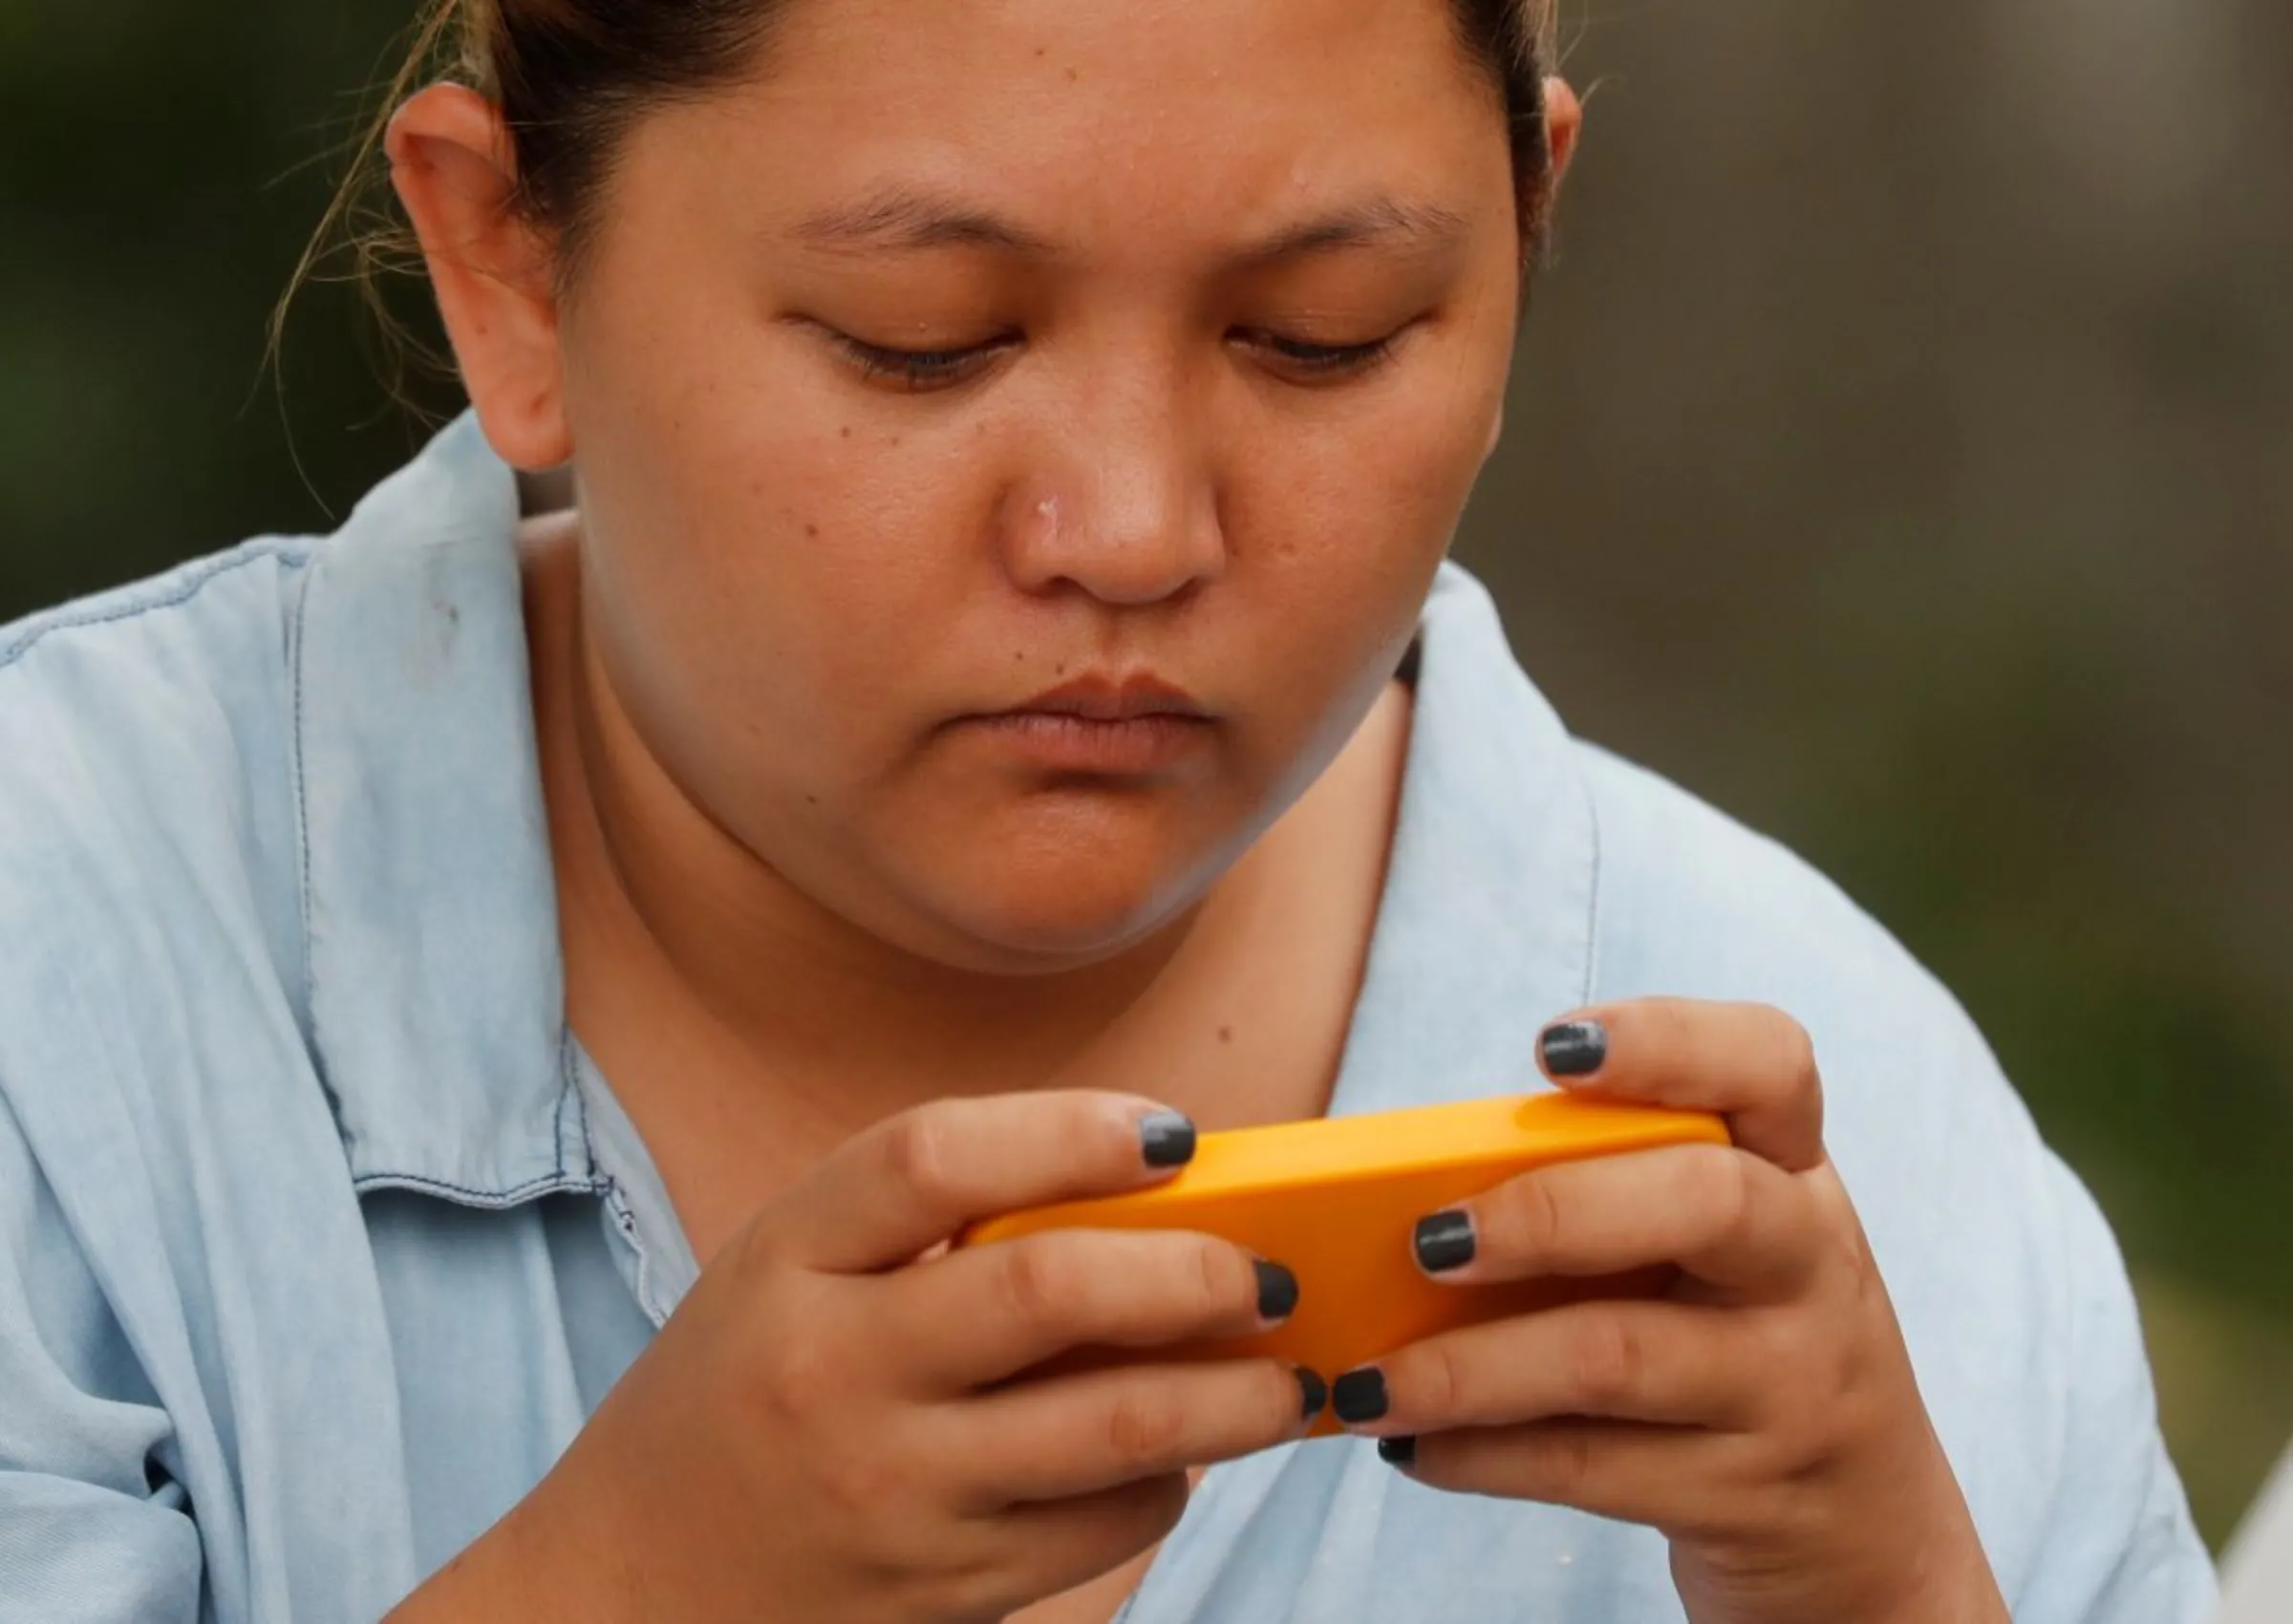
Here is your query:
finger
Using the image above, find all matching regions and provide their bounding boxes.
[974,1476,1191,1613]
[1418,1143,1819,1297]
[945,1357,1321,1508]
[1537,999,1825,1171]
[1388,1418,1748,1534]
[773,1091,1196,1273]
[1332,1300,1759,1436]
[891,1228,1295,1390]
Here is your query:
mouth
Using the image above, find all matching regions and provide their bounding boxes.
[1005,673,1211,722]
[954,673,1217,776]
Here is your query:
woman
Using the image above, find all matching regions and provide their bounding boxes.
[2219,1445,2293,1622]
[0,0,2214,1620]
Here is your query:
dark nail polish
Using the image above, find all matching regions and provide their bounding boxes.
[1539,1019,1609,1078]
[1377,1435,1418,1467]
[1139,1110,1197,1168]
[1254,1260,1300,1322]
[1332,1368,1389,1424]
[1296,1367,1328,1420]
[1413,1210,1476,1273]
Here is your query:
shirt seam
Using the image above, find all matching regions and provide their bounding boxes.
[599,1174,665,1326]
[0,539,313,674]
[348,1167,588,1206]
[565,1041,671,1325]
[556,1032,578,1183]
[561,1027,607,1193]
[1576,747,1606,1006]
[340,1037,604,1208]
[286,550,326,1110]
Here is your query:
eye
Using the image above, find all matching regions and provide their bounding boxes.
[828,331,1017,393]
[1237,327,1407,383]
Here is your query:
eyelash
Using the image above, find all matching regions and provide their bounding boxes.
[827,329,1403,392]
[831,334,1013,391]
[1255,332,1399,378]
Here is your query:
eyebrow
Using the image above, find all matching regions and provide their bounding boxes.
[1237,197,1474,264]
[794,189,1056,256]
[792,187,1472,263]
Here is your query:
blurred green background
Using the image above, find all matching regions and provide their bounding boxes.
[4,0,2287,1549]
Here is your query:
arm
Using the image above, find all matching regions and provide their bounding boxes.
[0,1096,203,1624]
[2008,1151,2217,1624]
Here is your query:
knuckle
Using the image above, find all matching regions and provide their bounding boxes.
[1536,1423,1601,1500]
[1771,1017,1822,1101]
[1772,1304,1839,1387]
[1568,1314,1646,1411]
[996,1239,1071,1330]
[1193,1237,1246,1317]
[933,1554,1017,1624]
[753,1317,846,1429]
[1834,1224,1880,1307]
[1764,1401,1833,1483]
[731,1208,792,1283]
[1413,1339,1470,1419]
[814,1438,905,1524]
[1104,1388,1189,1470]
[1700,1149,1761,1253]
[1748,1315,1846,1467]
[1498,1170,1568,1262]
[881,1103,963,1205]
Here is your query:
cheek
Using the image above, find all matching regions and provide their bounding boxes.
[564,333,996,777]
[1229,364,1502,639]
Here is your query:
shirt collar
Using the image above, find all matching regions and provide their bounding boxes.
[295,412,588,1200]
[291,413,1598,1198]
[1330,565,1599,1115]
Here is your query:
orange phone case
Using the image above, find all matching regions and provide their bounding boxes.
[959,1091,1730,1437]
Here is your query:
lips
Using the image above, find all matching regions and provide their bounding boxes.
[1002,673,1209,722]
[960,673,1215,776]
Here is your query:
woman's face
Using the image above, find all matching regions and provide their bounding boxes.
[551,0,1530,971]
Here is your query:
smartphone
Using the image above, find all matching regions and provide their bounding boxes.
[958,1090,1730,1437]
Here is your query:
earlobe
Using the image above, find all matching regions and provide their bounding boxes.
[386,83,572,470]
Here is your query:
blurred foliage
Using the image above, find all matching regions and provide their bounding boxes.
[3,0,2288,1550]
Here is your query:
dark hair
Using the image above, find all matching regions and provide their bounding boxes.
[285,0,1559,377]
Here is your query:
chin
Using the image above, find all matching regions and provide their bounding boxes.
[859,778,1262,972]
[906,837,1223,972]
[954,869,1197,967]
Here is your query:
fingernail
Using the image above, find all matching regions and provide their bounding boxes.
[1332,1367,1389,1424]
[1139,1109,1197,1167]
[1377,1435,1418,1467]
[1413,1210,1476,1273]
[1254,1260,1300,1322]
[1539,1019,1609,1079]
[1296,1367,1328,1420]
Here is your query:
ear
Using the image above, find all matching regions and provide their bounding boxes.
[386,83,571,471]
[1543,75,1583,188]
[1512,76,1584,265]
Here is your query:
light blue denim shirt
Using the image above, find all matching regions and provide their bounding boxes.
[0,416,2214,1623]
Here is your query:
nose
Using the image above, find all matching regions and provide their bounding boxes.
[998,361,1226,608]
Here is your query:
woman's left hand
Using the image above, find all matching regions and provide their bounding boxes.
[1330,998,2009,1624]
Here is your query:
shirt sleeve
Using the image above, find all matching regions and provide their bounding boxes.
[0,1093,204,1624]
[2006,1149,2218,1624]
[2219,1446,2293,1623]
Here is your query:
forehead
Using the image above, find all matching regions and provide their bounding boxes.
[619,0,1512,255]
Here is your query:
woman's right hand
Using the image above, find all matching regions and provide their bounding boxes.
[388,1092,1319,1624]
